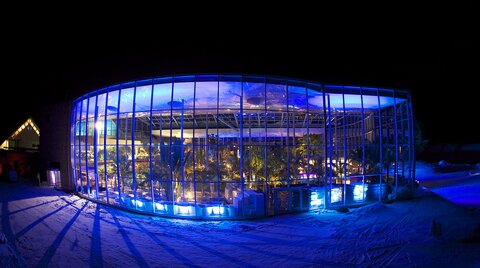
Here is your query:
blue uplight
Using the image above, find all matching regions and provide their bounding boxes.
[175,204,193,215]
[331,188,341,203]
[310,192,322,207]
[206,206,225,216]
[154,202,167,212]
[353,184,368,201]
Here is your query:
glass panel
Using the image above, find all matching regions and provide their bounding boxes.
[172,82,194,109]
[174,181,195,203]
[135,85,152,112]
[152,119,172,182]
[219,81,242,109]
[118,145,133,202]
[104,145,114,203]
[152,83,172,111]
[119,87,134,113]
[74,101,82,191]
[153,181,173,203]
[219,145,240,182]
[362,95,382,110]
[135,144,151,211]
[380,90,395,201]
[105,90,119,147]
[195,81,218,109]
[86,98,96,199]
[96,93,107,117]
[288,85,307,111]
[267,145,288,186]
[196,182,220,204]
[308,145,325,184]
[243,82,265,111]
[266,83,287,111]
[306,85,323,112]
[293,134,308,185]
[87,96,96,118]
[243,113,265,145]
[243,145,265,183]
[96,94,107,202]
[106,90,120,115]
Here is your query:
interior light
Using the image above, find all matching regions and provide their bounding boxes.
[95,121,104,130]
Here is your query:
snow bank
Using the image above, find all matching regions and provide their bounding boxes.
[349,202,389,215]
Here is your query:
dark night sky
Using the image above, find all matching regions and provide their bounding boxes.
[1,6,477,145]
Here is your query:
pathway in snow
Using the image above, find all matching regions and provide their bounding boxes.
[1,178,480,267]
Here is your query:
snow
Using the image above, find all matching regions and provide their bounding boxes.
[416,161,480,207]
[2,167,480,267]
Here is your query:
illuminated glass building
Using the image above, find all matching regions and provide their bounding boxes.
[70,75,415,219]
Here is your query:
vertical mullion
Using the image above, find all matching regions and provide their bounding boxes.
[239,77,244,216]
[377,89,383,201]
[408,93,416,185]
[169,79,175,206]
[78,101,83,194]
[405,97,412,183]
[72,103,78,192]
[306,83,310,188]
[180,98,185,200]
[93,95,99,200]
[149,80,155,212]
[116,87,122,201]
[104,89,109,204]
[204,112,208,197]
[393,91,399,197]
[132,84,137,209]
[216,78,220,205]
[342,89,347,205]
[360,88,366,203]
[285,83,290,207]
[192,77,197,208]
[328,95,333,207]
[321,85,329,208]
[158,88,164,208]
[263,78,268,215]
[399,100,405,182]
[85,97,91,197]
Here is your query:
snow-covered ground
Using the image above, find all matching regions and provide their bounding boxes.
[2,167,480,267]
[416,161,480,207]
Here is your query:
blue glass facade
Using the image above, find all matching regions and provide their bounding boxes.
[70,75,415,219]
